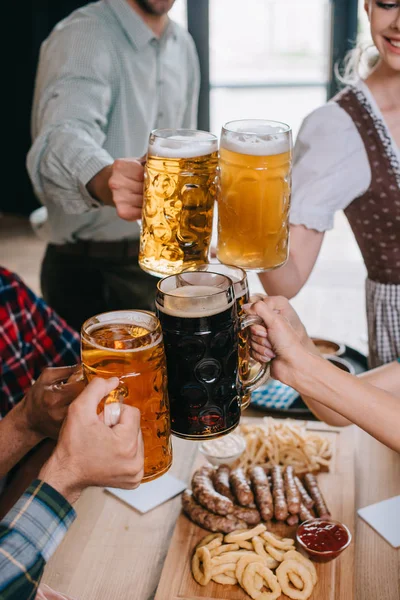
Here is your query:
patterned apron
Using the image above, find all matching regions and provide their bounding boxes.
[336,86,400,368]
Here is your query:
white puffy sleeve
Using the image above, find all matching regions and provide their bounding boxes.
[289,102,371,232]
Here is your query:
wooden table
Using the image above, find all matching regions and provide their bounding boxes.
[43,422,400,600]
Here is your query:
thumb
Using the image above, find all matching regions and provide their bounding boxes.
[74,377,120,416]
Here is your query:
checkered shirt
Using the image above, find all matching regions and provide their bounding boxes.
[0,267,80,418]
[0,479,76,599]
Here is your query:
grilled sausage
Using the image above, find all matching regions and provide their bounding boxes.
[213,465,235,502]
[232,505,261,525]
[249,466,273,521]
[294,476,314,509]
[230,467,255,507]
[271,465,289,521]
[304,473,331,519]
[286,514,300,526]
[284,466,301,515]
[299,502,315,523]
[192,466,234,516]
[182,490,246,533]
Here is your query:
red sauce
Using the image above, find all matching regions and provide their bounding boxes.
[296,520,351,562]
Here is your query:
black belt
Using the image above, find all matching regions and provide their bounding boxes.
[50,239,140,259]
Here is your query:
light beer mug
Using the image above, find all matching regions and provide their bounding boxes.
[81,310,172,482]
[155,271,269,440]
[217,119,292,272]
[139,129,219,277]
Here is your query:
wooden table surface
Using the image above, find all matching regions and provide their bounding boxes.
[43,420,400,600]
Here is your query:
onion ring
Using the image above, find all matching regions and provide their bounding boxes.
[242,562,281,600]
[212,572,237,585]
[195,533,223,551]
[210,543,239,557]
[261,531,294,550]
[284,550,318,586]
[191,546,212,586]
[276,559,313,600]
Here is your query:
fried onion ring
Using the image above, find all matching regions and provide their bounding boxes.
[242,562,281,600]
[284,551,318,586]
[211,562,236,576]
[265,544,285,562]
[225,523,266,543]
[212,572,237,585]
[211,551,249,565]
[191,546,212,586]
[252,536,279,569]
[238,540,253,550]
[276,559,313,600]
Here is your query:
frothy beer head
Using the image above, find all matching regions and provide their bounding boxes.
[157,285,234,318]
[221,119,291,156]
[149,129,218,159]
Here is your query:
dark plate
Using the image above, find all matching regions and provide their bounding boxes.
[249,345,368,420]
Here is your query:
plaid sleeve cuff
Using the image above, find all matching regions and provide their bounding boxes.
[2,480,76,562]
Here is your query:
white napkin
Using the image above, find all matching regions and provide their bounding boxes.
[358,495,400,548]
[105,474,186,513]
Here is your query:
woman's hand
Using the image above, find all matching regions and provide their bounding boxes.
[245,297,311,386]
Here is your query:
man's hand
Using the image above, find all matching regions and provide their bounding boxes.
[39,377,144,504]
[22,365,85,440]
[87,158,145,221]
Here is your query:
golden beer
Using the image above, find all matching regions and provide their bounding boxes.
[81,311,172,483]
[139,129,219,277]
[217,120,292,272]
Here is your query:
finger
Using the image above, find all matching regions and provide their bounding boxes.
[250,301,281,328]
[104,402,121,427]
[109,173,144,194]
[251,334,272,349]
[114,404,141,435]
[251,349,274,364]
[115,205,143,222]
[74,377,119,415]
[113,158,144,181]
[251,340,275,360]
[249,324,268,338]
[249,293,267,302]
[39,365,80,385]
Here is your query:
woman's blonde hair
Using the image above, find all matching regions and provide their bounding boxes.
[336,41,380,86]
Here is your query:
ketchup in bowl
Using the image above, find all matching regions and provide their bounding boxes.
[296,518,352,563]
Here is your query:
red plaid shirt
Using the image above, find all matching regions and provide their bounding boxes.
[0,267,80,418]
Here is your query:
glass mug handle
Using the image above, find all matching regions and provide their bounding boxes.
[239,314,270,393]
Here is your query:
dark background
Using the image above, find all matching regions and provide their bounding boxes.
[7,1,86,217]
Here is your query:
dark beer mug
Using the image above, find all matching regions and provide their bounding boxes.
[185,263,270,411]
[155,271,269,439]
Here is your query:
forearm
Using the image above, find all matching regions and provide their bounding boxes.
[0,401,43,478]
[291,352,400,452]
[27,125,113,215]
[258,258,306,298]
[86,164,114,206]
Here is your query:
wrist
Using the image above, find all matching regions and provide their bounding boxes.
[15,399,45,446]
[290,351,326,394]
[87,165,113,206]
[39,452,84,505]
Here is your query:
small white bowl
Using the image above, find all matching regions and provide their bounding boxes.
[198,432,246,466]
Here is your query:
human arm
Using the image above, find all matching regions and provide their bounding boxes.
[247,299,400,452]
[258,103,370,297]
[26,21,144,221]
[0,377,144,599]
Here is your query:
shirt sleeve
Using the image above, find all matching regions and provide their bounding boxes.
[26,19,117,215]
[181,34,200,129]
[20,282,81,380]
[0,480,76,600]
[289,102,371,232]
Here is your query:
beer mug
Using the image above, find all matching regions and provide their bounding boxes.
[217,119,292,271]
[139,129,219,277]
[81,310,172,482]
[184,263,269,411]
[155,272,269,439]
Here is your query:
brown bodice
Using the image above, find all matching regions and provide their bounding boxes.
[336,87,400,284]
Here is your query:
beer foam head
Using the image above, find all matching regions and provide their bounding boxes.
[150,131,218,159]
[157,285,234,318]
[222,121,291,156]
